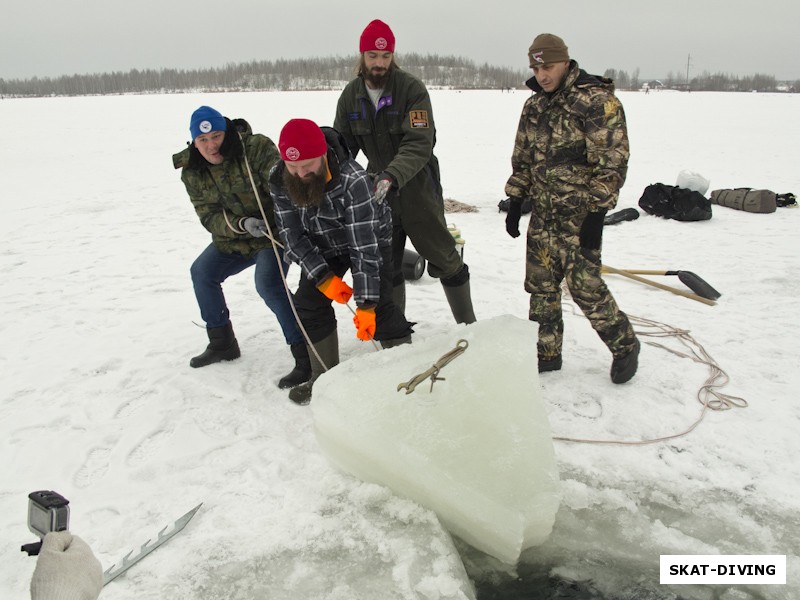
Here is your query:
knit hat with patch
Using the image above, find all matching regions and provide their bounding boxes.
[190,106,227,140]
[279,119,328,162]
[528,33,569,68]
[360,19,395,53]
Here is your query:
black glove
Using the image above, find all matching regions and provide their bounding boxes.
[373,171,397,204]
[579,210,608,250]
[505,200,522,238]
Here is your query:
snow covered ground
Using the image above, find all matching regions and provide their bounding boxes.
[1,88,798,599]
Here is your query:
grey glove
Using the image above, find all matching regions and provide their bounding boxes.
[373,172,397,204]
[31,532,103,600]
[241,217,267,238]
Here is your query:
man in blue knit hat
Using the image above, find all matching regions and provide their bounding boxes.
[172,106,311,389]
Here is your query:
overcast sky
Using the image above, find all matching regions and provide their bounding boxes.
[2,1,798,81]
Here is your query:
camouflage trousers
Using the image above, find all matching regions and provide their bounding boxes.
[525,228,636,360]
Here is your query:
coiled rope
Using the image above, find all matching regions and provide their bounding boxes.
[552,304,747,446]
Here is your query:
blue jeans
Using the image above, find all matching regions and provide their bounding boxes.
[190,244,304,346]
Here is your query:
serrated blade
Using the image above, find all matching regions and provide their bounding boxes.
[102,503,202,586]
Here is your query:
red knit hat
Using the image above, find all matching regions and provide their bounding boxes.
[278,119,328,162]
[359,19,395,53]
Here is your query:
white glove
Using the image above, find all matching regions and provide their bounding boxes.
[241,217,267,237]
[31,532,103,600]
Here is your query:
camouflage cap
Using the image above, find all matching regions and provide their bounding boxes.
[528,33,569,68]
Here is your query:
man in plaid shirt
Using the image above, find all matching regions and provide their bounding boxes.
[269,119,413,405]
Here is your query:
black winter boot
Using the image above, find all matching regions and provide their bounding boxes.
[289,330,339,406]
[190,322,241,368]
[538,355,562,373]
[278,343,312,389]
[610,338,640,384]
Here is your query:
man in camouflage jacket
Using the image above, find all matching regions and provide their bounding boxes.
[504,34,639,384]
[172,106,310,388]
[334,19,476,325]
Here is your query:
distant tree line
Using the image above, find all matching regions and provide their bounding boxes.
[603,68,798,93]
[3,56,796,98]
[0,54,528,98]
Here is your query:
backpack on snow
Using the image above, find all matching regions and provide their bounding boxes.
[638,183,712,222]
[708,188,795,214]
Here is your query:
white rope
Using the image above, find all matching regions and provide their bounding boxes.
[552,295,747,446]
[222,208,247,234]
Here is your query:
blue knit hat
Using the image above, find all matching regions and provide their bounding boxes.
[190,106,227,140]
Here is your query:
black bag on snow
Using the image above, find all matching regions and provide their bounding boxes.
[498,197,532,214]
[638,183,712,221]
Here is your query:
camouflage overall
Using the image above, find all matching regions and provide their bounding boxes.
[506,61,636,360]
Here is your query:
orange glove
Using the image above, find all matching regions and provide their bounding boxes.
[353,306,376,341]
[317,274,353,304]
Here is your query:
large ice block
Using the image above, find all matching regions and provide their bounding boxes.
[312,314,560,565]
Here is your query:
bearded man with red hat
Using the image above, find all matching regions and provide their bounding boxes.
[269,118,413,405]
[334,19,476,326]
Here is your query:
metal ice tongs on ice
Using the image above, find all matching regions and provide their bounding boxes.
[396,339,468,394]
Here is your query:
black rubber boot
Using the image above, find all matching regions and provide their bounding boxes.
[190,322,241,368]
[442,265,476,325]
[442,280,476,324]
[538,355,563,373]
[392,281,406,314]
[611,338,640,384]
[380,334,412,349]
[288,330,339,406]
[278,343,312,389]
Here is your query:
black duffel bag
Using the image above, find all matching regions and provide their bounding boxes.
[638,183,712,222]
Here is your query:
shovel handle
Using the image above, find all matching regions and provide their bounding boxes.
[619,269,670,275]
[601,265,716,306]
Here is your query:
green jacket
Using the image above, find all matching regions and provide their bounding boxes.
[505,61,629,232]
[334,68,442,206]
[172,127,280,257]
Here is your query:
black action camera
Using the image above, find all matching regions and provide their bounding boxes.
[21,490,70,556]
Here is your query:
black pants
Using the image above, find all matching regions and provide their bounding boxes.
[293,245,413,343]
[388,167,464,284]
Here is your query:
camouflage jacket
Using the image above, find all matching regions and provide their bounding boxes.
[268,128,392,307]
[334,67,441,194]
[505,61,629,233]
[172,125,280,257]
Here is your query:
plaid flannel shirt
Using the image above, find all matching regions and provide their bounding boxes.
[270,159,392,306]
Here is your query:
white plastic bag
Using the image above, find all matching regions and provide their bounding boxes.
[676,170,710,195]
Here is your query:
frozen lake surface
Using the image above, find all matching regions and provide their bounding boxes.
[1,88,798,599]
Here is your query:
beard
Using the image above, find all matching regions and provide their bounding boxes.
[360,57,395,89]
[282,164,327,208]
[365,67,390,89]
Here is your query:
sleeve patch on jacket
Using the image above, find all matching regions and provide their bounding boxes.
[409,110,429,128]
[604,98,621,121]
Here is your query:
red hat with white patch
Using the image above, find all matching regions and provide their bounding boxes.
[278,119,328,162]
[359,19,395,53]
